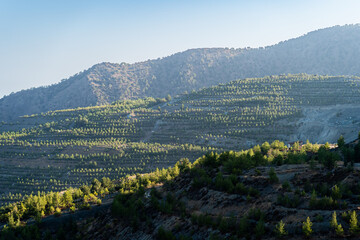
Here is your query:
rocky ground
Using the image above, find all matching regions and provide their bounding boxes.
[64,163,360,239]
[293,104,360,144]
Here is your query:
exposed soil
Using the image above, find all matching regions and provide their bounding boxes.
[291,104,360,143]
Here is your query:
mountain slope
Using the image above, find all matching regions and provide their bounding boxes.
[2,24,360,121]
[1,74,360,204]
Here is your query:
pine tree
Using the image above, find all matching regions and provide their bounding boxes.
[274,220,287,238]
[337,135,345,149]
[330,211,338,229]
[255,218,265,239]
[309,190,317,209]
[349,210,359,234]
[335,224,344,236]
[62,190,73,207]
[7,212,15,228]
[302,217,313,237]
[331,185,342,200]
[269,167,279,183]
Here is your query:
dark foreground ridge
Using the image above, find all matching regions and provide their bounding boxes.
[2,135,360,239]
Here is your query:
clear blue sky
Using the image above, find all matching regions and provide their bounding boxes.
[1,0,360,97]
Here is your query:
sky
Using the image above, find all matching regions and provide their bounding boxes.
[1,0,360,98]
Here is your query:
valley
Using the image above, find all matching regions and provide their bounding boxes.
[2,3,360,239]
[1,71,360,239]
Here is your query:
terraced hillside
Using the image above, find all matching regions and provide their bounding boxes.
[0,74,360,205]
[0,98,216,205]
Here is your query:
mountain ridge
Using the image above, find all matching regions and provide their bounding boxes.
[2,24,360,121]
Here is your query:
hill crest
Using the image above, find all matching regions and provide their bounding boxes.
[2,24,360,121]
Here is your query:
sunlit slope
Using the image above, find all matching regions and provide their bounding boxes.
[1,74,360,205]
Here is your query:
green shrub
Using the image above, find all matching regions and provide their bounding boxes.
[70,206,76,213]
[255,219,265,239]
[54,207,61,217]
[237,216,248,237]
[157,226,176,240]
[331,185,342,200]
[248,208,265,221]
[268,168,279,183]
[277,194,300,208]
[282,181,291,192]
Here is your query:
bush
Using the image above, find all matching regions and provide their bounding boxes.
[338,135,345,149]
[269,168,279,183]
[199,152,221,168]
[318,146,339,169]
[331,185,342,200]
[70,206,76,213]
[255,219,265,239]
[176,158,192,172]
[248,208,265,221]
[157,226,176,240]
[54,207,61,217]
[277,194,300,208]
[309,190,340,210]
[237,216,248,237]
[191,168,211,189]
[215,173,234,193]
[282,181,291,192]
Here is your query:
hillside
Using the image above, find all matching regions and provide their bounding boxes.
[0,74,360,206]
[2,137,360,239]
[1,24,360,121]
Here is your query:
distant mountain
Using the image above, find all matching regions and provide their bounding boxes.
[1,24,360,121]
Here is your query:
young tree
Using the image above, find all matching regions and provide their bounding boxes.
[335,224,344,236]
[350,210,359,234]
[302,217,313,237]
[261,141,271,154]
[165,94,172,102]
[52,192,61,208]
[331,185,342,200]
[330,211,338,229]
[7,212,16,228]
[62,190,73,207]
[337,135,345,149]
[91,178,102,193]
[255,218,265,239]
[268,167,279,183]
[274,220,287,238]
